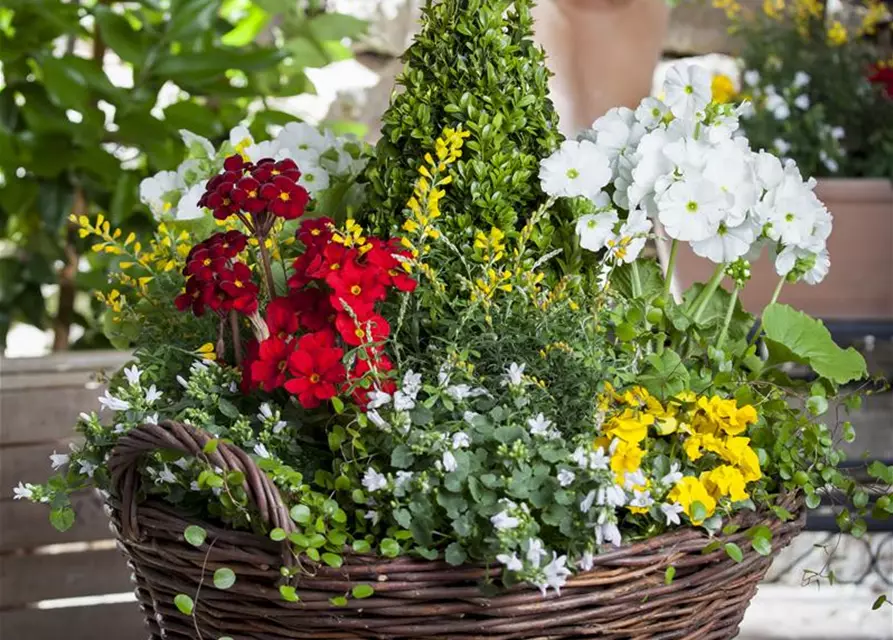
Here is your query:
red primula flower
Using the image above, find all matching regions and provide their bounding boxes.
[869,64,893,99]
[290,288,335,332]
[306,242,349,281]
[240,339,260,393]
[265,296,299,340]
[284,331,346,409]
[231,176,266,214]
[335,312,390,347]
[260,175,310,220]
[327,259,387,316]
[297,217,334,249]
[199,171,242,220]
[175,278,207,316]
[252,158,301,183]
[251,337,296,391]
[218,262,259,310]
[366,238,417,292]
[214,230,248,259]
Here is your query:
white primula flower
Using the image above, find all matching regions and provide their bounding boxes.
[503,362,526,387]
[557,469,576,487]
[690,219,759,263]
[576,210,619,252]
[754,151,785,190]
[634,97,669,130]
[536,553,572,596]
[496,552,523,572]
[661,502,684,526]
[362,468,388,492]
[228,125,255,155]
[98,390,130,412]
[276,122,330,157]
[793,94,810,110]
[793,71,811,89]
[13,482,35,500]
[253,443,271,459]
[442,451,458,473]
[174,181,208,221]
[243,140,281,162]
[663,63,712,122]
[296,158,330,196]
[743,69,761,87]
[491,510,520,531]
[124,365,141,386]
[50,451,70,470]
[144,384,163,405]
[527,413,554,437]
[595,521,622,547]
[526,538,549,567]
[765,93,790,120]
[539,139,612,201]
[663,136,711,178]
[139,170,182,219]
[703,138,759,226]
[606,209,652,264]
[775,246,830,285]
[452,432,471,449]
[627,128,680,213]
[180,130,216,158]
[592,106,645,170]
[78,460,97,478]
[657,178,726,242]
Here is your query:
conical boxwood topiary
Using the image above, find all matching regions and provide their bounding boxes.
[362,0,564,243]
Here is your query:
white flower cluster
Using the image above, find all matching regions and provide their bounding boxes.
[539,61,833,286]
[139,122,367,221]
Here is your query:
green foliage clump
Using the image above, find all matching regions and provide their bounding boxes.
[362,0,563,241]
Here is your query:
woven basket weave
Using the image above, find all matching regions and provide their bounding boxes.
[106,420,805,640]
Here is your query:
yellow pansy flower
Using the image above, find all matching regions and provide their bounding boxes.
[610,440,645,475]
[720,437,763,483]
[605,408,654,444]
[668,477,716,525]
[700,465,749,502]
[683,432,726,462]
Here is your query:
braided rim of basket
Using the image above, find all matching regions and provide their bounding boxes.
[107,420,805,587]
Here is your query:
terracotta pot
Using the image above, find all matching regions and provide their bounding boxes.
[533,0,671,134]
[675,178,893,320]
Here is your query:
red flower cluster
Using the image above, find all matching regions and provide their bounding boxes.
[199,155,310,222]
[174,231,259,316]
[868,63,893,99]
[242,218,416,409]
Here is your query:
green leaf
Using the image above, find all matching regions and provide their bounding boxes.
[322,552,343,568]
[270,528,287,542]
[50,506,75,532]
[37,179,74,230]
[331,396,345,414]
[93,7,148,66]
[213,567,236,590]
[638,349,690,398]
[279,585,299,602]
[307,13,367,41]
[445,542,467,566]
[217,398,240,419]
[380,538,399,558]
[202,439,219,454]
[391,444,415,468]
[751,536,772,556]
[664,566,676,585]
[222,4,270,47]
[761,304,867,384]
[174,593,194,615]
[351,584,374,599]
[168,0,217,41]
[184,525,207,547]
[163,100,218,138]
[872,595,888,610]
[691,500,708,524]
[724,542,744,563]
[290,504,312,524]
[352,539,372,554]
[330,596,348,607]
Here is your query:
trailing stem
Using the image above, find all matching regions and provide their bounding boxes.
[229,311,243,365]
[662,240,679,298]
[749,276,786,346]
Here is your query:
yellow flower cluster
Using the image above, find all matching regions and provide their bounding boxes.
[711,73,737,104]
[474,227,507,262]
[595,384,762,526]
[827,20,848,46]
[859,0,889,36]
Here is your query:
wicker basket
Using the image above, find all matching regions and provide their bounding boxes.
[106,420,805,640]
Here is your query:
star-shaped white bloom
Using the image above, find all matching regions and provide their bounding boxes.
[491,510,520,531]
[539,140,612,201]
[661,502,684,526]
[557,469,575,487]
[503,362,526,387]
[253,443,271,459]
[144,384,163,405]
[576,210,619,252]
[13,482,34,500]
[592,106,645,170]
[451,432,471,449]
[657,178,726,242]
[496,552,523,572]
[49,451,70,470]
[362,468,388,493]
[536,553,572,596]
[98,390,130,412]
[663,63,712,122]
[596,522,622,547]
[526,538,548,568]
[123,365,141,386]
[527,413,554,437]
[441,451,458,473]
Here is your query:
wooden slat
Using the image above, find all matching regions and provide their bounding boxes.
[0,386,105,445]
[0,351,131,375]
[0,548,134,606]
[0,492,115,552]
[0,602,146,640]
[0,439,81,499]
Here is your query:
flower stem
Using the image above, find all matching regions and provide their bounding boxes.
[769,275,786,306]
[748,276,786,347]
[662,240,679,297]
[690,263,726,324]
[716,285,740,350]
[631,260,643,298]
[257,237,277,299]
[229,310,243,365]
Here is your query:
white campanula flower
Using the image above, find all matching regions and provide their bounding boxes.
[634,97,669,130]
[253,443,271,459]
[451,432,471,449]
[536,553,572,596]
[78,460,97,478]
[437,362,452,387]
[441,451,458,473]
[580,490,597,513]
[139,170,182,219]
[527,413,554,437]
[577,550,595,571]
[49,451,70,470]
[606,209,652,264]
[402,370,423,398]
[539,139,612,201]
[367,410,390,430]
[259,403,274,421]
[526,538,548,567]
[362,468,388,493]
[367,390,392,410]
[819,150,839,173]
[98,390,130,412]
[576,210,619,252]
[657,178,726,242]
[831,126,845,141]
[630,488,654,510]
[793,94,810,110]
[176,375,189,389]
[571,446,609,472]
[173,457,190,471]
[557,469,576,487]
[622,469,648,491]
[113,423,126,434]
[690,219,759,264]
[597,484,627,507]
[765,93,790,120]
[793,71,811,89]
[144,384,163,405]
[445,385,489,401]
[463,411,481,426]
[502,362,526,387]
[775,246,830,285]
[661,502,684,526]
[595,521,622,547]
[179,129,216,159]
[364,510,380,525]
[13,482,35,500]
[743,69,761,87]
[393,390,416,411]
[123,365,142,386]
[592,106,645,170]
[660,462,683,487]
[491,509,520,531]
[395,471,414,490]
[496,552,523,572]
[157,465,177,484]
[662,63,712,122]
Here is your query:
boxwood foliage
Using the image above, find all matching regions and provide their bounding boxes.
[362,0,565,249]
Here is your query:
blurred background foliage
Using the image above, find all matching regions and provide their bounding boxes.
[0,0,366,351]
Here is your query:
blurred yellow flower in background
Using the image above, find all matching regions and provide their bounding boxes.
[711,73,737,103]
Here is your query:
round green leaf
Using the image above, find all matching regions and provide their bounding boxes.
[290,504,312,524]
[270,527,287,542]
[213,567,236,590]
[351,584,374,599]
[724,543,744,563]
[279,585,299,602]
[184,525,207,547]
[322,552,343,568]
[751,536,772,557]
[380,538,400,558]
[174,594,194,615]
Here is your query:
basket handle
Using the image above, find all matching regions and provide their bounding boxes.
[107,420,295,548]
